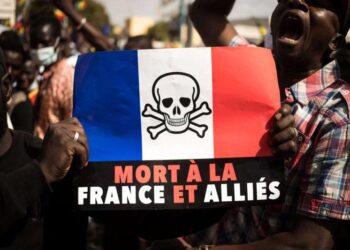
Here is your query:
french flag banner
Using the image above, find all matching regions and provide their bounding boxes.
[73,47,284,211]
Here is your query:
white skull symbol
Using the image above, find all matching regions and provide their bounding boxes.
[153,73,199,133]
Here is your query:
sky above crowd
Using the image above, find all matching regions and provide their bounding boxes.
[97,0,277,26]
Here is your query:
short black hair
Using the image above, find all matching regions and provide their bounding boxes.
[30,15,61,39]
[0,30,25,57]
[124,35,153,50]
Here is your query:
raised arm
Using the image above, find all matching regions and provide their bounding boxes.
[189,0,238,46]
[52,0,114,51]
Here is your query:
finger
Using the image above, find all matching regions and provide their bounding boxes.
[61,125,85,143]
[60,117,83,128]
[271,127,298,146]
[70,117,83,128]
[274,114,295,132]
[70,126,89,163]
[274,104,292,120]
[62,126,89,165]
[76,132,89,165]
[273,140,297,156]
[63,120,88,151]
[70,141,89,168]
[280,103,292,115]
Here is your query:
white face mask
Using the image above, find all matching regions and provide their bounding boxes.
[31,39,59,66]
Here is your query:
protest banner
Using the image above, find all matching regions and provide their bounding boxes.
[73,47,284,211]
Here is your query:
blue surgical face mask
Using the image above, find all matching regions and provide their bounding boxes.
[31,39,59,66]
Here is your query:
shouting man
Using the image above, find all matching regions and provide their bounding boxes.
[178,0,350,249]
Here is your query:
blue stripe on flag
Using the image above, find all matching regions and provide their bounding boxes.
[73,51,142,161]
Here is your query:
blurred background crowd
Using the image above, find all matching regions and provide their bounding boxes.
[0,1,284,249]
[1,1,350,249]
[0,0,291,143]
[0,0,289,50]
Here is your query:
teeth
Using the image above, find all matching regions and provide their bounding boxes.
[279,13,303,42]
[280,36,298,44]
[165,115,188,127]
[168,117,186,126]
[281,36,295,41]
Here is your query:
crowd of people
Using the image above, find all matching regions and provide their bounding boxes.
[0,0,349,249]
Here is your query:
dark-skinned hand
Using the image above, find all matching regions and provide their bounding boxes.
[36,118,89,184]
[270,104,298,158]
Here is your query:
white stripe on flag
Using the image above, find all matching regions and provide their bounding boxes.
[138,48,214,160]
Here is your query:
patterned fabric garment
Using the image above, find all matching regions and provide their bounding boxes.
[35,58,74,138]
[185,37,350,246]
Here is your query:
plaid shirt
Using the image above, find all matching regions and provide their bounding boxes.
[185,37,350,246]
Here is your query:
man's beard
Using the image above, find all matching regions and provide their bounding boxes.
[0,89,8,136]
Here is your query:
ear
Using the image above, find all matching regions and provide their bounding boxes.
[329,33,346,52]
[1,74,12,102]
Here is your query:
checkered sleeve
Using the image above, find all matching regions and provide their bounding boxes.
[297,123,350,220]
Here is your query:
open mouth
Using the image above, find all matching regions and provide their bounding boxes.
[278,13,304,45]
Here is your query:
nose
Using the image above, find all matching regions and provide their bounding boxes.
[173,106,181,115]
[288,0,308,13]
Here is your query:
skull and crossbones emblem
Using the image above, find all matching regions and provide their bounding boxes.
[142,72,212,139]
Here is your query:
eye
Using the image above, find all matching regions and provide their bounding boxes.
[180,97,191,107]
[162,98,173,108]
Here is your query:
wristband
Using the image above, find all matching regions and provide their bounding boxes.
[77,17,87,30]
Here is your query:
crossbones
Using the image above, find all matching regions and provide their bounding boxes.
[143,102,212,139]
[142,72,212,139]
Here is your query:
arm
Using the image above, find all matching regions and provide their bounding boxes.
[0,118,89,238]
[52,0,114,51]
[11,100,34,134]
[0,161,49,239]
[189,0,238,46]
[197,123,350,250]
[200,217,335,250]
[35,60,74,138]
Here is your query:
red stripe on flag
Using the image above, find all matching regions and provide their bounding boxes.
[212,47,280,158]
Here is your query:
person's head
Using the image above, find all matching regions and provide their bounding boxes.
[0,30,25,82]
[29,15,61,67]
[270,0,350,80]
[124,35,153,50]
[75,32,93,54]
[19,58,37,92]
[0,48,12,136]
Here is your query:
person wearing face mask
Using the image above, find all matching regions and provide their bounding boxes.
[29,15,75,139]
[30,36,60,68]
[30,9,115,139]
